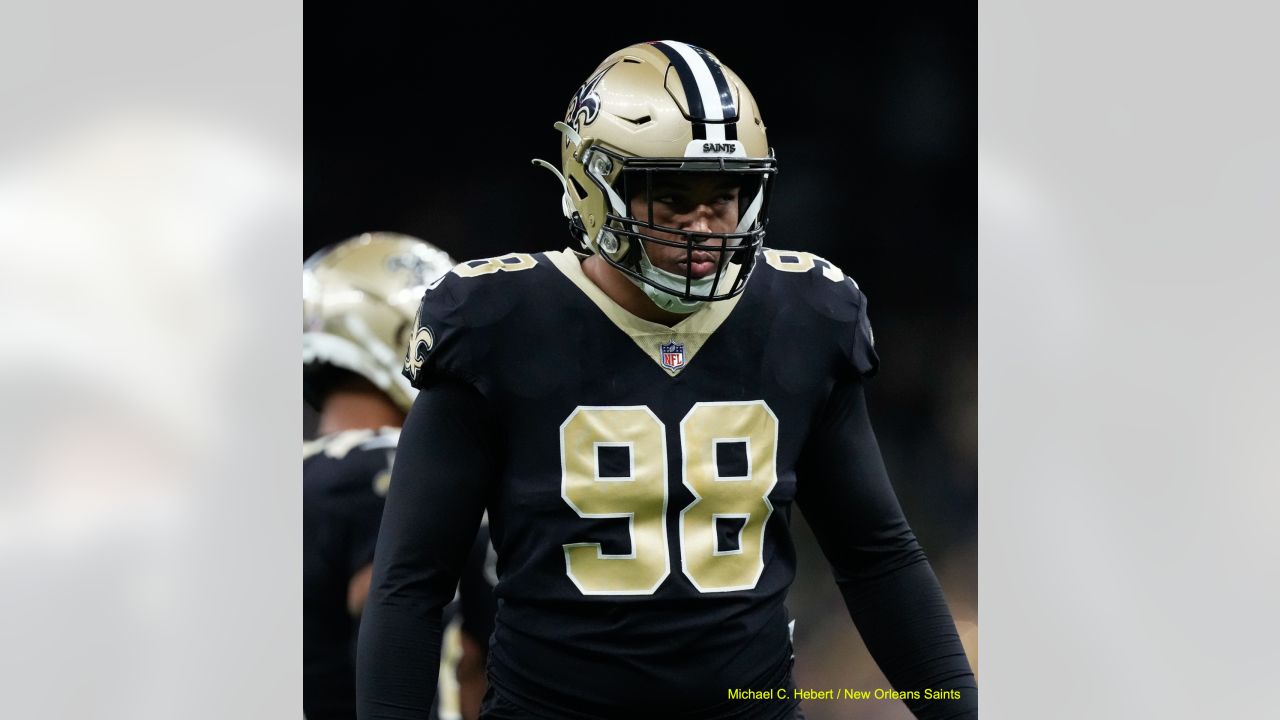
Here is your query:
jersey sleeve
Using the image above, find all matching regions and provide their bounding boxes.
[403,273,486,393]
[356,379,497,719]
[758,248,879,378]
[806,268,880,378]
[402,259,540,398]
[846,283,880,378]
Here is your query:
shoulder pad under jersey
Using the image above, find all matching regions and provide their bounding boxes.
[402,252,546,393]
[758,248,878,377]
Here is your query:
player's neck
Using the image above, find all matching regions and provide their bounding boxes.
[581,253,689,327]
[318,390,405,436]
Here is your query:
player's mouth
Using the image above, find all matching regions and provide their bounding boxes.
[680,252,719,279]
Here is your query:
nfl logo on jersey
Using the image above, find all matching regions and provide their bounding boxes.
[660,341,685,371]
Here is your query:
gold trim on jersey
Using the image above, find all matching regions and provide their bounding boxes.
[545,248,744,376]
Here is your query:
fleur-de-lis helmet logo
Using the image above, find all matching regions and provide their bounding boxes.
[386,253,431,287]
[564,65,613,135]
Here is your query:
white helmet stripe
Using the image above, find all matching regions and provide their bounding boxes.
[654,41,734,122]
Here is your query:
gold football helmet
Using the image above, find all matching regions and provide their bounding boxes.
[303,232,455,413]
[535,40,777,313]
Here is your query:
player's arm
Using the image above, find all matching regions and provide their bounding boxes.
[456,527,496,720]
[347,563,373,616]
[796,377,978,720]
[455,630,487,720]
[355,378,497,720]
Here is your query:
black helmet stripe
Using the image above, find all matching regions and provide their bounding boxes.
[651,41,738,142]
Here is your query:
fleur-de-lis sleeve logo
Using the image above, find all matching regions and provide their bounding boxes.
[404,305,434,381]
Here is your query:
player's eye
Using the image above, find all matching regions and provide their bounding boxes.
[650,190,736,215]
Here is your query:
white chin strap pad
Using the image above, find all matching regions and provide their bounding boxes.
[736,184,764,234]
[631,245,711,314]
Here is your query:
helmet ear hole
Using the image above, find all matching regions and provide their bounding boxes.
[568,175,588,201]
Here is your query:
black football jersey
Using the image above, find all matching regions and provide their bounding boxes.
[305,429,479,720]
[304,428,399,719]
[404,248,877,719]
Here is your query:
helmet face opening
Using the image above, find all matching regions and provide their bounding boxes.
[580,146,777,303]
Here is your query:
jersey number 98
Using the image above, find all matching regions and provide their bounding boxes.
[560,401,777,595]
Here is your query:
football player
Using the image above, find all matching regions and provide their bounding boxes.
[305,233,494,720]
[357,42,977,720]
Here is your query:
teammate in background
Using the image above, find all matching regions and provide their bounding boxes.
[358,42,977,719]
[304,233,494,720]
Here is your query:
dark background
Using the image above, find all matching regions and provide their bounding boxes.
[308,11,975,718]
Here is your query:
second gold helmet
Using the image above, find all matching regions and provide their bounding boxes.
[303,232,455,413]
